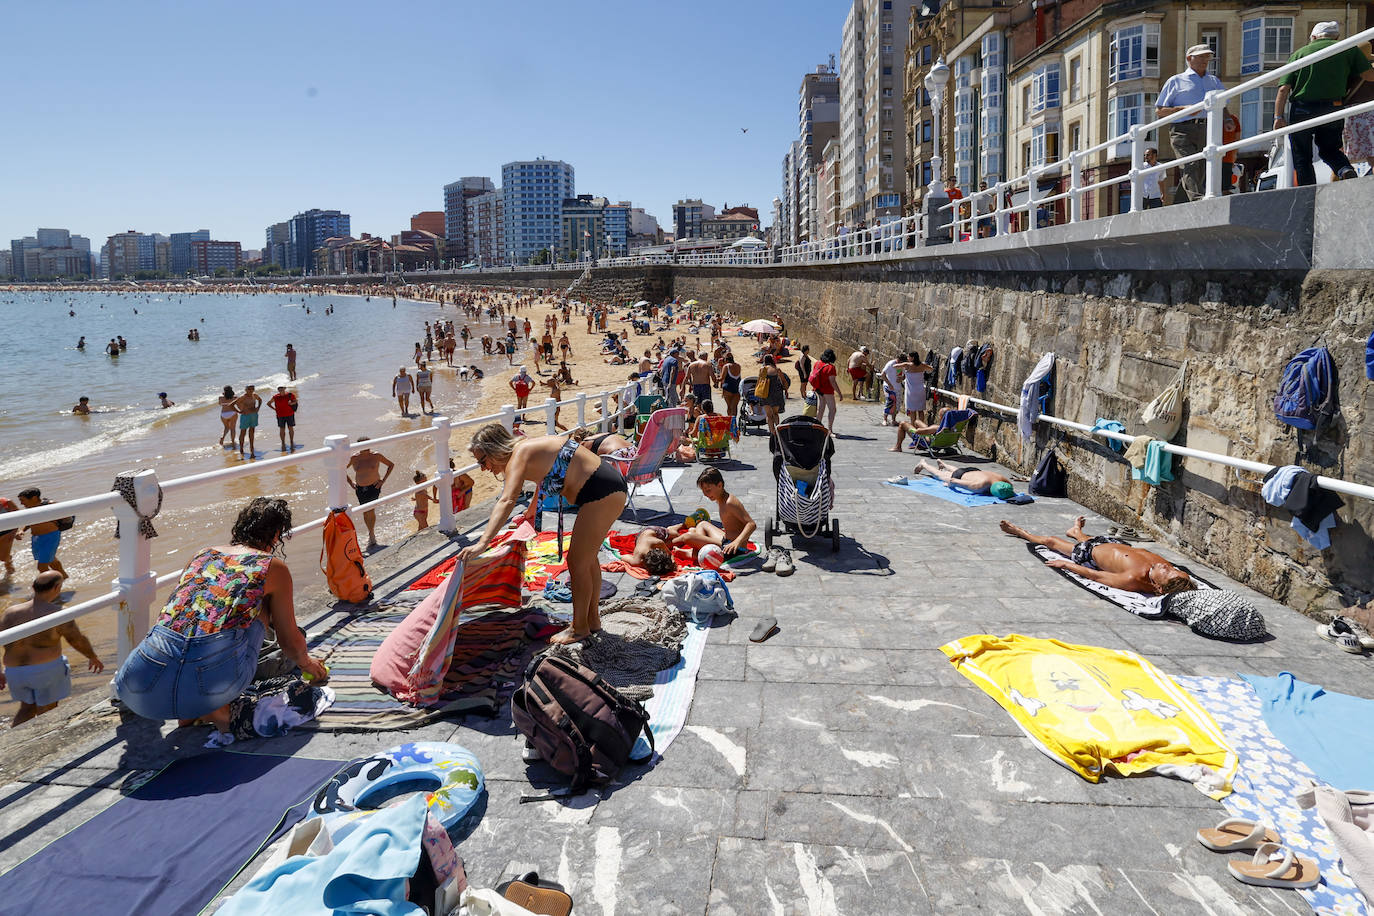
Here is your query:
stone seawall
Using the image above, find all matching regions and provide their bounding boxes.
[670,265,1374,615]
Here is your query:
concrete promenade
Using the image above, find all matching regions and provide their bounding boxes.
[0,401,1369,914]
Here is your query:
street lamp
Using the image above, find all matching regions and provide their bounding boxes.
[923,57,951,200]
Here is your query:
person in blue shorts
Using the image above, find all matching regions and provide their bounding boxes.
[17,488,67,579]
[1,571,103,726]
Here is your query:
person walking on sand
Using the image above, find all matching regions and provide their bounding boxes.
[461,325,471,350]
[410,470,436,531]
[347,438,394,549]
[269,386,298,452]
[415,362,434,414]
[218,386,237,447]
[16,489,68,580]
[235,385,263,458]
[285,344,297,381]
[1,571,104,727]
[510,366,534,409]
[392,367,414,416]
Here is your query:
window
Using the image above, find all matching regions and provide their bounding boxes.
[1201,29,1222,75]
[1021,84,1032,124]
[882,23,893,33]
[1110,24,1161,83]
[882,87,893,98]
[1022,142,1032,171]
[1069,122,1082,151]
[883,1,892,8]
[1030,123,1059,167]
[1069,58,1082,102]
[921,120,932,142]
[883,129,893,141]
[921,46,932,65]
[883,66,892,76]
[1107,92,1158,143]
[921,162,932,185]
[1241,17,1292,74]
[1031,64,1060,113]
[1240,86,1279,137]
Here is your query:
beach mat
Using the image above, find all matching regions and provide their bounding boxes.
[633,620,711,760]
[0,751,343,916]
[1179,675,1369,916]
[1026,542,1218,620]
[882,476,1002,507]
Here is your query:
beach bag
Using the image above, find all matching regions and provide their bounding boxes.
[1273,347,1339,433]
[662,570,734,621]
[510,655,653,793]
[1141,359,1188,441]
[1030,449,1068,497]
[754,371,771,401]
[321,508,373,604]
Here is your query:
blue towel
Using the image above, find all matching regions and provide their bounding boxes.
[882,476,1002,507]
[1092,418,1127,453]
[1240,673,1374,791]
[1130,439,1175,485]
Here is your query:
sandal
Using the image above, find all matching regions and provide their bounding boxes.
[497,871,574,916]
[1197,817,1279,852]
[1227,842,1320,889]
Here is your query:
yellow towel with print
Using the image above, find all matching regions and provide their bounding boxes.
[941,634,1235,798]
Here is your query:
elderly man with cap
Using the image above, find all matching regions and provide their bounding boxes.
[1274,21,1374,186]
[1156,44,1232,201]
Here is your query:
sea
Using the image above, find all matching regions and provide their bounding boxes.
[0,287,518,708]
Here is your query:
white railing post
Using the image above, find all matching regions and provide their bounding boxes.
[543,396,558,431]
[1129,124,1145,213]
[1203,90,1224,199]
[113,468,159,664]
[1068,150,1083,223]
[500,404,516,433]
[576,392,587,430]
[432,415,455,532]
[599,391,611,432]
[325,433,351,509]
[1026,168,1043,233]
[995,182,1010,236]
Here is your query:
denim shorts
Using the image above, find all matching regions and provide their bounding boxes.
[114,618,265,720]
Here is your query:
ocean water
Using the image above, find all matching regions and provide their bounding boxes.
[0,287,520,704]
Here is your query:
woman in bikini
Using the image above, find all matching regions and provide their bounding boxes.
[218,386,238,447]
[719,351,742,421]
[460,424,627,645]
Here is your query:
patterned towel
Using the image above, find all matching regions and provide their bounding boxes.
[407,530,575,592]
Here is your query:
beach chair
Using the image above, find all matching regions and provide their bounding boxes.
[695,414,738,461]
[634,394,665,440]
[911,409,977,458]
[616,407,687,519]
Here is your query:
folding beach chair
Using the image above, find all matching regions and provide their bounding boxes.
[911,409,977,458]
[634,394,665,441]
[695,414,738,462]
[615,407,687,519]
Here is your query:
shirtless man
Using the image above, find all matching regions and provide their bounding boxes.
[671,467,757,559]
[347,438,395,549]
[890,406,962,451]
[1,572,103,727]
[1000,516,1195,595]
[414,362,434,414]
[684,352,716,404]
[285,343,297,381]
[72,397,91,415]
[235,385,263,458]
[847,347,872,399]
[392,367,414,416]
[0,496,18,575]
[626,527,678,577]
[914,459,1015,498]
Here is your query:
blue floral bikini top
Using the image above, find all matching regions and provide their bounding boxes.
[539,436,578,503]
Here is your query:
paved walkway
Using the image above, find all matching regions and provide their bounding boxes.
[1,401,1370,914]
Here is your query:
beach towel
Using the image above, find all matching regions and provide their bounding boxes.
[601,530,752,580]
[634,620,711,760]
[1179,675,1369,916]
[1025,542,1224,620]
[882,476,1002,507]
[1018,351,1055,442]
[1241,673,1374,792]
[545,599,687,701]
[0,752,344,916]
[406,529,571,592]
[942,634,1236,798]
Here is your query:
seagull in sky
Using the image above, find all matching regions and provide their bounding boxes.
[740,128,749,134]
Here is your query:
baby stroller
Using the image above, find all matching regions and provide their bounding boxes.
[737,376,769,435]
[764,415,839,552]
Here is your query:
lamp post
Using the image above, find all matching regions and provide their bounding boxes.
[922,57,952,243]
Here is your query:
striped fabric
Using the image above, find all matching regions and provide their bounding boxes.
[622,408,687,484]
[777,458,833,529]
[633,620,711,759]
[406,530,571,591]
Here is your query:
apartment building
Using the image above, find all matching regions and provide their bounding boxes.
[779,143,801,246]
[502,159,575,264]
[442,177,495,263]
[798,63,841,241]
[672,199,718,240]
[465,188,505,268]
[861,0,918,223]
[839,3,867,224]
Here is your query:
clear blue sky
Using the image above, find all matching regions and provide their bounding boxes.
[3,0,844,249]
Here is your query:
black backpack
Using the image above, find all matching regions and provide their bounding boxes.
[1030,449,1068,497]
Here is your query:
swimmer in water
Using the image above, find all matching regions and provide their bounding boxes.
[158,393,175,409]
[76,337,85,350]
[72,397,91,415]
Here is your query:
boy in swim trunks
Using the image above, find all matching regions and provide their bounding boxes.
[269,386,298,451]
[17,489,67,579]
[1,571,103,726]
[347,438,395,549]
[235,385,262,458]
[670,467,757,558]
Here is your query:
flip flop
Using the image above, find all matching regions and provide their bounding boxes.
[497,872,573,916]
[1197,817,1280,852]
[750,616,779,642]
[1227,843,1320,889]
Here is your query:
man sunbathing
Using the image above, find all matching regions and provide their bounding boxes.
[889,406,959,452]
[671,467,756,558]
[1000,516,1195,595]
[916,459,1014,499]
[627,527,678,577]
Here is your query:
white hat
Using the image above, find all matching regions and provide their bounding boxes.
[1185,44,1214,58]
[1312,21,1340,39]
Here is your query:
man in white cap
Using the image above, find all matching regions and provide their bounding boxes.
[1156,44,1231,201]
[1274,21,1374,185]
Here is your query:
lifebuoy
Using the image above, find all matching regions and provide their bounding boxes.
[312,741,484,834]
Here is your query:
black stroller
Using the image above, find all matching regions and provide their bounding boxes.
[764,415,839,552]
[737,376,769,435]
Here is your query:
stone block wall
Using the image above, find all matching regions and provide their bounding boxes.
[670,264,1374,616]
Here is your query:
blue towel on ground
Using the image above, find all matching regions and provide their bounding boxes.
[1240,673,1374,791]
[882,476,1002,507]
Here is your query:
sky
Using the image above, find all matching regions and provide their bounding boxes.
[3,0,845,250]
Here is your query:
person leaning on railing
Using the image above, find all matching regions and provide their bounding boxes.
[1155,44,1232,202]
[1273,21,1374,186]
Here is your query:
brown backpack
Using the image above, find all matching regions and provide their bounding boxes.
[511,654,653,794]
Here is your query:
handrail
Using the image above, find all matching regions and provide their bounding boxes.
[933,387,1374,503]
[0,380,634,659]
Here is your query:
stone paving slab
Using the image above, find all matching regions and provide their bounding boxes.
[2,400,1372,914]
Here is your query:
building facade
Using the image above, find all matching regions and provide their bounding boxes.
[560,195,607,261]
[839,3,867,224]
[798,63,841,241]
[10,229,92,279]
[442,177,495,263]
[778,144,801,246]
[169,230,210,276]
[264,222,291,268]
[861,0,918,223]
[410,211,445,236]
[286,209,350,271]
[700,211,759,241]
[502,159,574,264]
[189,240,242,274]
[672,199,719,240]
[604,202,631,257]
[465,188,505,267]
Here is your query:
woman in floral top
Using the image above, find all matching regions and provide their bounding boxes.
[115,498,328,732]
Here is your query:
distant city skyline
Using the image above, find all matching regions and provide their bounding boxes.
[2,1,843,249]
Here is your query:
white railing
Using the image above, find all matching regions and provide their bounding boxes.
[0,382,637,661]
[932,386,1374,504]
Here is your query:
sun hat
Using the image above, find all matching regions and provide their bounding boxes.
[1162,590,1268,642]
[990,481,1015,499]
[1311,21,1340,39]
[1185,44,1214,57]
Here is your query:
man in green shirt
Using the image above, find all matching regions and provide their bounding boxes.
[1274,21,1374,185]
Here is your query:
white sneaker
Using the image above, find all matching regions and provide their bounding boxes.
[1332,615,1374,650]
[761,547,780,573]
[1316,619,1366,654]
[774,548,795,577]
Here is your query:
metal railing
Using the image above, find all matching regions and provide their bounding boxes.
[0,381,639,660]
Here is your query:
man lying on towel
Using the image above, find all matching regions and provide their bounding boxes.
[1001,516,1194,595]
[916,459,1015,499]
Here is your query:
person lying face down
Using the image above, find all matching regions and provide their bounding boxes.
[914,459,1015,499]
[1000,516,1195,596]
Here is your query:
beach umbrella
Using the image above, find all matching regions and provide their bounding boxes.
[731,236,766,248]
[632,300,650,308]
[684,299,699,306]
[742,319,779,335]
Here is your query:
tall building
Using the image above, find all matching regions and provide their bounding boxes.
[0,250,12,277]
[189,240,243,274]
[9,230,91,279]
[102,231,147,278]
[465,188,505,267]
[778,143,801,246]
[839,3,867,224]
[859,0,918,222]
[286,209,350,270]
[442,177,495,263]
[264,222,291,268]
[798,63,841,241]
[672,199,718,240]
[35,228,70,249]
[9,237,38,280]
[169,230,210,276]
[604,201,632,257]
[560,195,607,261]
[818,137,843,238]
[502,159,574,264]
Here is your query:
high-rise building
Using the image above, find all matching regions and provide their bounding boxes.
[502,159,574,264]
[839,3,867,224]
[560,195,607,261]
[189,240,243,274]
[169,230,210,276]
[36,228,70,249]
[9,237,38,280]
[798,63,841,241]
[410,211,445,236]
[442,177,495,264]
[672,199,717,240]
[859,0,917,222]
[264,222,291,268]
[604,201,632,257]
[102,231,146,278]
[465,188,505,267]
[286,209,350,270]
[0,251,12,277]
[778,144,801,245]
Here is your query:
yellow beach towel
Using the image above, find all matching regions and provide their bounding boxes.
[941,634,1235,798]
